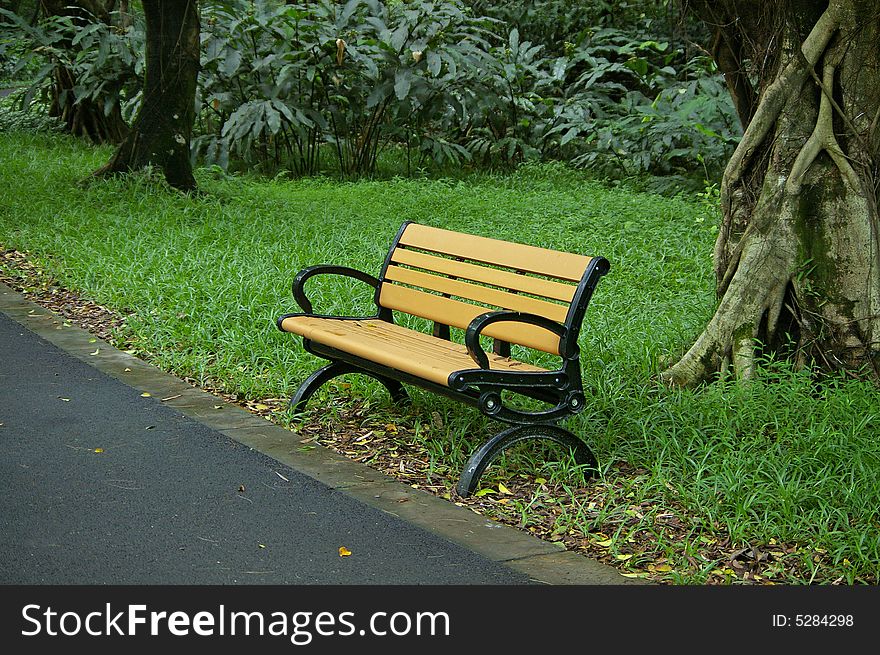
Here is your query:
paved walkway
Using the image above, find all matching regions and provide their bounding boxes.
[0,282,633,585]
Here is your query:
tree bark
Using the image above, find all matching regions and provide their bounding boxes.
[95,0,200,191]
[664,0,880,385]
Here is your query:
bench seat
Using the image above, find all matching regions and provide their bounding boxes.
[279,316,548,388]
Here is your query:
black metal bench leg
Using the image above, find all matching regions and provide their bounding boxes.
[290,362,409,414]
[456,424,597,497]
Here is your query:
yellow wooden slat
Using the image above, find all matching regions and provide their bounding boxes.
[389,248,576,302]
[379,284,562,354]
[383,266,569,323]
[397,223,592,282]
[279,317,548,387]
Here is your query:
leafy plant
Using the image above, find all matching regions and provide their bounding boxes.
[0,7,143,125]
[0,91,63,133]
[460,27,562,166]
[198,0,498,176]
[464,0,681,56]
[1,0,740,181]
[543,34,740,179]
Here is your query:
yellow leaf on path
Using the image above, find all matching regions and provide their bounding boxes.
[90,348,100,355]
[338,546,352,557]
[93,448,104,453]
[498,483,513,495]
[140,393,151,397]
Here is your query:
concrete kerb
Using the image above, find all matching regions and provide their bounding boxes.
[0,282,645,585]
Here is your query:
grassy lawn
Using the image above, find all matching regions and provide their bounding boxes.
[1,132,878,585]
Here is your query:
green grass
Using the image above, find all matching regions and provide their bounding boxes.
[1,132,878,584]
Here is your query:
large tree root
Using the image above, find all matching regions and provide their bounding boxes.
[662,0,880,386]
[662,197,798,386]
[664,0,880,386]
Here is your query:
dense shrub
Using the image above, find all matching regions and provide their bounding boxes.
[0,6,143,124]
[0,0,740,181]
[0,91,63,133]
[197,0,494,176]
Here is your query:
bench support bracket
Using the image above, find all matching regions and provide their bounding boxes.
[290,362,409,414]
[456,424,597,497]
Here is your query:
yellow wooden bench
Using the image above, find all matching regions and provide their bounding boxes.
[277,221,610,496]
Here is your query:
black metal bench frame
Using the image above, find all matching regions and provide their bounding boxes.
[277,221,610,496]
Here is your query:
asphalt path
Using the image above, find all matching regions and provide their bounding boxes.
[0,311,534,585]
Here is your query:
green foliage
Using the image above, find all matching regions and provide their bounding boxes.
[544,34,733,176]
[0,6,143,120]
[0,26,38,84]
[0,91,63,133]
[463,0,680,55]
[198,0,495,176]
[1,0,740,182]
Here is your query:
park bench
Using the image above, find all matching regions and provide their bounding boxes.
[276,221,610,496]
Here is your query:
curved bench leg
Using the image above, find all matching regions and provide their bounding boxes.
[456,424,597,497]
[290,362,409,414]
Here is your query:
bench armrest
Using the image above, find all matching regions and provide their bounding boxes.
[465,310,567,370]
[291,265,381,315]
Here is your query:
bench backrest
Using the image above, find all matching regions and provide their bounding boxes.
[377,222,608,356]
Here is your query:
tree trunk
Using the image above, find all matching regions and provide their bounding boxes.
[664,0,880,385]
[95,0,200,191]
[39,0,129,144]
